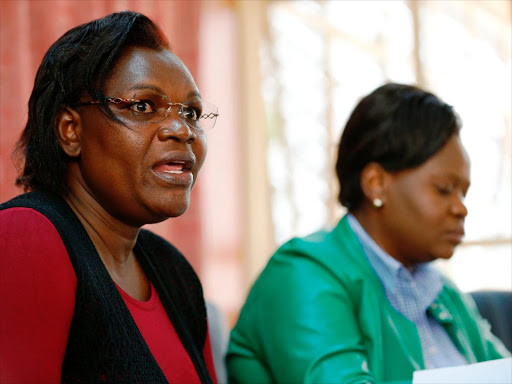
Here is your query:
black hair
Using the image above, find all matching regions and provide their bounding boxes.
[336,83,461,211]
[14,11,170,195]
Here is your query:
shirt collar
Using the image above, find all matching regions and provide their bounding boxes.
[347,213,443,307]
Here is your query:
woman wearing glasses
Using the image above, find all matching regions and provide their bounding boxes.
[227,84,510,383]
[0,12,218,384]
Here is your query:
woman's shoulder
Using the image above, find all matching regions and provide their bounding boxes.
[0,203,76,280]
[269,220,365,279]
[258,230,334,282]
[1,204,62,240]
[1,191,76,231]
[276,216,359,256]
[1,190,64,210]
[1,191,75,249]
[273,225,341,266]
[244,218,374,315]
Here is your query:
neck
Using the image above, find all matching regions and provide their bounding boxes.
[63,168,150,301]
[63,180,139,268]
[351,206,414,271]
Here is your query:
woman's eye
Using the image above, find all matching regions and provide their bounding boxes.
[436,185,453,195]
[130,101,154,114]
[181,106,199,120]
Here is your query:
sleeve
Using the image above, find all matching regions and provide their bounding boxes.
[459,290,511,360]
[0,207,77,383]
[228,240,377,384]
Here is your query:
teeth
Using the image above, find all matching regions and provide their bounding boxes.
[164,170,184,174]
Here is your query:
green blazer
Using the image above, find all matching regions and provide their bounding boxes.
[227,216,510,384]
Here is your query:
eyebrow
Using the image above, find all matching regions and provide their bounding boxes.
[126,84,202,100]
[431,173,471,188]
[127,84,166,94]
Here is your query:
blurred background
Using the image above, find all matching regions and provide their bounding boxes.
[1,0,510,326]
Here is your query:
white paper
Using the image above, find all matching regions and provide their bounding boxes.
[413,357,512,384]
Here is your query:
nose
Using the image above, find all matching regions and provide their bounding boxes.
[156,118,196,144]
[450,194,468,218]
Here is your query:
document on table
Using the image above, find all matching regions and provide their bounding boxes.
[413,357,512,384]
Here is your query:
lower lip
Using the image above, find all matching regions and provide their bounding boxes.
[443,232,464,244]
[151,169,193,186]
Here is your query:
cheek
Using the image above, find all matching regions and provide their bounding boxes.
[406,194,433,219]
[402,194,439,230]
[416,194,447,226]
[389,185,441,239]
[406,198,452,257]
[80,127,148,188]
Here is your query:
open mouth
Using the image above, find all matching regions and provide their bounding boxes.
[153,160,194,174]
[151,154,196,186]
[156,161,188,174]
[151,151,196,187]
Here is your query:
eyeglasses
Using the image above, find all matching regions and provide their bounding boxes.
[75,93,219,131]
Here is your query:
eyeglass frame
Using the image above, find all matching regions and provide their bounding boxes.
[73,96,219,130]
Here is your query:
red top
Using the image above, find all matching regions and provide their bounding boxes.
[0,207,217,384]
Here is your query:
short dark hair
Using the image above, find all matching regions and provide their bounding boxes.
[14,11,170,195]
[336,83,461,210]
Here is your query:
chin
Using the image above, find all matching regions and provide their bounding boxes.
[163,196,190,218]
[142,205,188,225]
[432,247,457,261]
[137,198,189,226]
[167,205,188,218]
[152,188,191,216]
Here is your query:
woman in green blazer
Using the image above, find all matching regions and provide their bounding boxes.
[227,84,510,384]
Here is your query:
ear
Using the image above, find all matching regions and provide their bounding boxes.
[360,162,391,206]
[56,107,82,157]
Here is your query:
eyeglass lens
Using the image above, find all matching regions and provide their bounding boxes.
[109,93,218,130]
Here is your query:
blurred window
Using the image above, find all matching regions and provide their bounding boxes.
[261,0,511,291]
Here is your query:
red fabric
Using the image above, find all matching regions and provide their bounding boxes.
[0,207,217,383]
[118,283,218,384]
[0,208,77,383]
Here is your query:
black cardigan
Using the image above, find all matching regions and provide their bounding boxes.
[0,191,213,384]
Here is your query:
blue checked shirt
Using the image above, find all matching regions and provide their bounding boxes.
[347,214,467,369]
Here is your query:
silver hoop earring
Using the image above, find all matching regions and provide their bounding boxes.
[373,198,383,208]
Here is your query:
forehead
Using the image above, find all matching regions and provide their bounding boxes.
[413,134,471,183]
[105,46,199,99]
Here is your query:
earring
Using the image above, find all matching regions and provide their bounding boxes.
[372,198,383,208]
